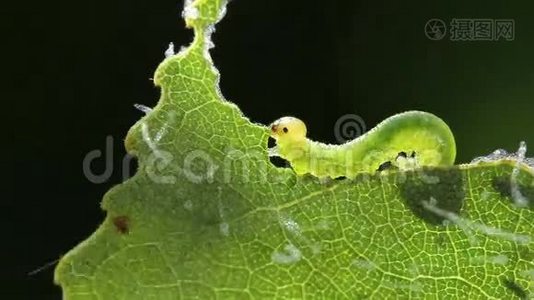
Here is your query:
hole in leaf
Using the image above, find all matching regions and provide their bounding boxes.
[269,156,290,169]
[268,137,276,148]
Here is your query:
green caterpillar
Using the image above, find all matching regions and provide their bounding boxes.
[269,111,456,178]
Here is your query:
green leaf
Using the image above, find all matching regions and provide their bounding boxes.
[55,0,534,298]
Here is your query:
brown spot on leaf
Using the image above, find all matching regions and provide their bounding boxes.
[113,216,130,234]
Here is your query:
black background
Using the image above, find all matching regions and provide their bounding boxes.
[4,0,534,298]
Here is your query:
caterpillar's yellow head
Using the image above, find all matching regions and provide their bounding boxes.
[270,116,307,142]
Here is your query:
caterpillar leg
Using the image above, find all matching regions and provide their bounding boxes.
[376,151,419,173]
[377,161,397,172]
[268,147,280,157]
[395,151,419,170]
